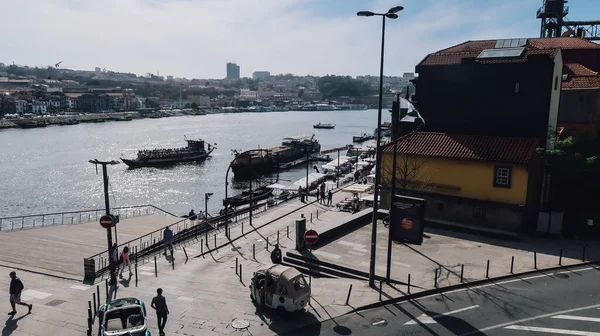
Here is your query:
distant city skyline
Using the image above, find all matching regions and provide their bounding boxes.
[1,0,600,79]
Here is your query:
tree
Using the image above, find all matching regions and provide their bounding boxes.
[316,75,374,99]
[190,102,199,110]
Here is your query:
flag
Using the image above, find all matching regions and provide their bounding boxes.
[399,97,425,125]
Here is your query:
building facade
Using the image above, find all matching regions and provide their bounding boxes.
[380,132,541,233]
[413,38,600,148]
[227,63,240,80]
[252,71,270,80]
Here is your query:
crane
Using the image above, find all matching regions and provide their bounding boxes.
[55,61,62,68]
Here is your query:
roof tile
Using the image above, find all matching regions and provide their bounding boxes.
[382,132,539,165]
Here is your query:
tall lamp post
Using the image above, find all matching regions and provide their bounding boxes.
[357,5,404,287]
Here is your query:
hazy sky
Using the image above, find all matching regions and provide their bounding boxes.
[1,0,599,79]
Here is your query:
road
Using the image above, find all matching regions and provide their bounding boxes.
[286,264,600,336]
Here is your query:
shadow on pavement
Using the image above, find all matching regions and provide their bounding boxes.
[2,313,29,336]
[254,305,322,336]
[427,311,487,336]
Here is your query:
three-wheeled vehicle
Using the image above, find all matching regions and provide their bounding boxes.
[249,265,310,312]
[97,297,151,336]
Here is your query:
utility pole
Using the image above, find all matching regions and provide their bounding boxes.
[89,159,120,286]
[386,94,401,283]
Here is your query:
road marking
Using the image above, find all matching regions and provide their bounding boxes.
[505,325,600,335]
[459,303,600,336]
[21,290,52,300]
[70,284,91,291]
[405,305,479,325]
[347,250,365,257]
[553,315,600,323]
[312,250,341,260]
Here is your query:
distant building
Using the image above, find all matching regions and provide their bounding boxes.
[167,75,174,82]
[95,67,101,73]
[238,89,258,99]
[252,71,270,80]
[402,72,415,79]
[227,63,240,80]
[15,100,27,114]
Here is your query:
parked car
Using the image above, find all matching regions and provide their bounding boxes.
[249,265,310,312]
[97,297,150,336]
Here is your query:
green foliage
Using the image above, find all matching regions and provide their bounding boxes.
[541,129,600,167]
[316,75,374,99]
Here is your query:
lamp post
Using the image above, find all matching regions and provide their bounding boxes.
[357,5,404,287]
[204,192,213,226]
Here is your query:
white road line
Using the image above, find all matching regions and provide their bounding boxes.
[553,315,600,323]
[405,305,479,325]
[459,303,600,336]
[505,325,600,335]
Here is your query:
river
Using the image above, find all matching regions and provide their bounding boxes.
[0,109,386,218]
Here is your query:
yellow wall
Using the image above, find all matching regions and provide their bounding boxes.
[381,153,529,205]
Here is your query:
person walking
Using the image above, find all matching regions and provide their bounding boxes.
[151,288,169,336]
[163,226,174,256]
[8,271,32,315]
[111,243,120,280]
[119,246,132,278]
[327,190,333,206]
[270,244,282,264]
[316,188,320,202]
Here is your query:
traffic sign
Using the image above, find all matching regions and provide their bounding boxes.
[304,229,319,245]
[99,215,115,229]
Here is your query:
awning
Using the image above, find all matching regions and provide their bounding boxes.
[361,194,380,202]
[341,184,373,194]
[266,183,287,190]
[283,173,326,190]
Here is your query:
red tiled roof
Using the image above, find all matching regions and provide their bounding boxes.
[419,37,600,66]
[562,76,600,89]
[564,63,598,76]
[382,132,539,165]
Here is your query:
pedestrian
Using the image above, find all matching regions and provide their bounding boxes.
[327,190,333,206]
[151,288,169,336]
[111,243,119,279]
[270,244,282,264]
[297,186,302,200]
[320,189,326,204]
[188,209,196,221]
[163,226,173,256]
[119,246,132,278]
[300,187,305,203]
[8,271,32,315]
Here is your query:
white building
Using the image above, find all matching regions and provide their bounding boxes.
[31,102,47,114]
[238,89,258,99]
[15,100,27,114]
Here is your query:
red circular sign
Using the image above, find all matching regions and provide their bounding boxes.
[304,229,319,245]
[99,215,115,229]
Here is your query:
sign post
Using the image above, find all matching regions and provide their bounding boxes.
[304,229,319,290]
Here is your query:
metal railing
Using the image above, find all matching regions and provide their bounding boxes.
[85,193,298,280]
[0,204,177,231]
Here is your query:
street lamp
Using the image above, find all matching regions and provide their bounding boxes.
[357,5,404,288]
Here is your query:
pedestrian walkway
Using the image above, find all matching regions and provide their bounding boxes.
[0,214,177,279]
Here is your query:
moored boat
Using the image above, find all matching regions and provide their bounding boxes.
[353,133,375,143]
[121,137,215,168]
[222,186,274,207]
[313,122,336,129]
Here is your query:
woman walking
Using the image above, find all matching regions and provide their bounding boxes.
[119,246,132,278]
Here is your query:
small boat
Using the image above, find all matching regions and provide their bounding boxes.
[223,186,274,207]
[353,133,375,143]
[313,123,336,129]
[121,137,215,168]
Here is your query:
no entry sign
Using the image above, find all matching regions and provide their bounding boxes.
[99,215,115,229]
[304,229,319,245]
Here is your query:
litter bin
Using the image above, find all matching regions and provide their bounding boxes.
[295,218,306,250]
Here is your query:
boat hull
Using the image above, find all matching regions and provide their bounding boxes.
[223,188,274,207]
[121,153,210,168]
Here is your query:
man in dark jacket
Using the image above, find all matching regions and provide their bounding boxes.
[8,271,32,315]
[270,244,282,264]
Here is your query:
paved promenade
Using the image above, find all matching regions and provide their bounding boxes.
[0,186,598,335]
[0,214,177,279]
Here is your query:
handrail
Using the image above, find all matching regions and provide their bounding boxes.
[0,204,176,221]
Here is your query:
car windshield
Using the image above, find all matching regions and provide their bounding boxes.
[105,306,145,331]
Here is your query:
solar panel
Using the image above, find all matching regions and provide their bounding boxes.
[478,47,525,59]
[494,39,528,49]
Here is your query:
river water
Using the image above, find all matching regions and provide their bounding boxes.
[0,109,386,218]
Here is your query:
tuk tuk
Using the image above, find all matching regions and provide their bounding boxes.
[249,265,310,312]
[97,297,150,336]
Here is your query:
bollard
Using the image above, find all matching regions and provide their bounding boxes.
[96,285,100,310]
[253,244,256,259]
[266,237,269,250]
[460,264,464,283]
[93,293,97,316]
[242,222,244,235]
[408,274,411,293]
[583,246,586,262]
[559,248,563,265]
[379,281,383,301]
[88,300,92,319]
[236,257,238,275]
[310,213,313,223]
[239,264,242,282]
[345,284,353,305]
[154,256,158,277]
[510,256,514,274]
[534,251,537,269]
[277,231,280,244]
[201,240,203,254]
[434,268,438,288]
[486,260,490,278]
[214,234,216,248]
[205,231,208,244]
[171,250,175,270]
[287,226,289,238]
[105,279,108,301]
[316,209,318,219]
[135,263,138,287]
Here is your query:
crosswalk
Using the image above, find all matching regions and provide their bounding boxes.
[503,308,600,335]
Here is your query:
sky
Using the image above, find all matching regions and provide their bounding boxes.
[1,0,599,79]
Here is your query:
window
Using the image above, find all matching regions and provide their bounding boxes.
[494,166,512,188]
[436,202,445,212]
[473,206,484,218]
[514,82,520,93]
